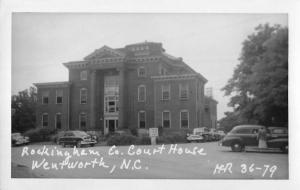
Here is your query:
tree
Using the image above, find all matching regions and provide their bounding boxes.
[221,24,288,127]
[11,87,37,132]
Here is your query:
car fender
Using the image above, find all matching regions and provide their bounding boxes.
[221,136,244,147]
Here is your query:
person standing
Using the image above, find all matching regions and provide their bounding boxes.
[257,126,268,148]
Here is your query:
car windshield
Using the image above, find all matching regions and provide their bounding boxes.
[72,131,88,137]
[12,133,21,137]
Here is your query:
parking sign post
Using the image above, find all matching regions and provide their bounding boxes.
[149,128,158,145]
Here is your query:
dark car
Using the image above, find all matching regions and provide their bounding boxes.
[58,130,97,148]
[219,125,288,153]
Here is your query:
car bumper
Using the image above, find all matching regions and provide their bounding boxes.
[80,140,97,145]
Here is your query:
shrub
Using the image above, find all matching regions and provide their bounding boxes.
[107,134,138,146]
[24,127,56,142]
[156,134,187,144]
[138,136,151,145]
[130,128,138,136]
[158,126,164,136]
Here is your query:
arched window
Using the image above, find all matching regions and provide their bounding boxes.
[138,111,146,128]
[138,85,146,102]
[79,113,87,129]
[56,89,63,104]
[80,88,87,104]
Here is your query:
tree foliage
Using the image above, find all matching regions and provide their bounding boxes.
[11,87,37,132]
[221,24,288,128]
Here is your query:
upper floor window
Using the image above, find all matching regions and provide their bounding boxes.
[159,65,167,75]
[161,84,170,100]
[162,111,171,128]
[179,83,189,100]
[137,66,146,77]
[104,96,119,113]
[79,113,87,129]
[180,110,189,128]
[42,113,48,127]
[138,85,146,102]
[55,113,62,129]
[42,91,49,104]
[80,70,88,80]
[138,111,146,128]
[80,88,87,104]
[56,89,63,104]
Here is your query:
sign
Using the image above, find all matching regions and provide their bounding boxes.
[149,128,159,137]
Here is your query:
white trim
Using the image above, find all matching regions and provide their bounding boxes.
[55,113,62,129]
[138,85,146,102]
[161,84,170,100]
[80,70,88,80]
[55,89,63,104]
[180,110,189,128]
[42,113,48,127]
[80,88,87,104]
[162,110,171,128]
[138,110,146,129]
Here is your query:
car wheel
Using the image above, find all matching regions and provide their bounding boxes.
[231,142,243,152]
[90,144,95,147]
[76,141,81,148]
[280,145,288,153]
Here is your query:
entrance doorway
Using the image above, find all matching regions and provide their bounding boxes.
[105,118,118,134]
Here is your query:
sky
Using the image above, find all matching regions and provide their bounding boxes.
[12,13,288,120]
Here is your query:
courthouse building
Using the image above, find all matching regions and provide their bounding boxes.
[34,42,217,134]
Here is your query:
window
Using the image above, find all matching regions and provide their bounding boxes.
[138,85,146,102]
[104,96,119,113]
[42,113,48,127]
[235,128,252,134]
[179,83,189,100]
[80,88,87,104]
[42,91,49,104]
[55,113,62,129]
[56,90,63,104]
[161,84,170,100]
[79,113,87,129]
[80,70,87,80]
[138,67,146,77]
[138,111,146,128]
[162,111,171,128]
[180,110,189,128]
[159,65,167,75]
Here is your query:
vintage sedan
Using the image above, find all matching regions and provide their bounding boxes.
[58,130,97,148]
[187,133,204,143]
[219,125,288,153]
[12,133,29,146]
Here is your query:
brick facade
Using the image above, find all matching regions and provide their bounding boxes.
[34,42,217,134]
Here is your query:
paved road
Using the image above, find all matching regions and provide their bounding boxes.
[11,142,288,179]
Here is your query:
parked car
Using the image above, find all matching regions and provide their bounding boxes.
[186,133,204,143]
[216,130,226,140]
[219,125,288,153]
[193,127,212,142]
[12,133,29,146]
[58,130,97,148]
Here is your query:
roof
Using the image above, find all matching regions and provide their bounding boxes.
[34,81,71,88]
